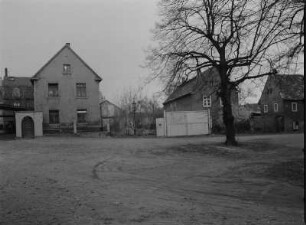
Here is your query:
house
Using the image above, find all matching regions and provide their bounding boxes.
[258,74,304,132]
[1,71,34,110]
[237,104,261,120]
[0,68,34,133]
[100,99,123,133]
[237,103,262,133]
[162,67,239,135]
[31,43,102,133]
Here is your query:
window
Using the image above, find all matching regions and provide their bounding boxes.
[293,121,299,130]
[203,96,211,107]
[48,83,59,97]
[63,64,71,74]
[291,102,297,112]
[273,103,278,112]
[49,110,59,124]
[264,105,268,113]
[267,88,273,95]
[220,98,223,107]
[76,83,86,97]
[77,109,87,123]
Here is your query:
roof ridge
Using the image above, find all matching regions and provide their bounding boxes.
[31,44,102,82]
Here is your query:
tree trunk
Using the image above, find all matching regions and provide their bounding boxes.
[219,69,237,145]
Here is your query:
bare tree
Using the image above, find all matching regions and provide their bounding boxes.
[146,0,303,145]
[116,87,163,135]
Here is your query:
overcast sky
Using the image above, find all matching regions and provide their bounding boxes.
[0,0,161,103]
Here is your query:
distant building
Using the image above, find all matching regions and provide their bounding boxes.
[1,75,34,110]
[0,68,34,133]
[31,43,102,133]
[237,104,261,120]
[258,74,304,132]
[163,67,239,134]
[237,103,262,133]
[100,99,123,133]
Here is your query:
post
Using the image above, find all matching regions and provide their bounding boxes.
[133,106,136,135]
[73,119,77,134]
[132,100,136,135]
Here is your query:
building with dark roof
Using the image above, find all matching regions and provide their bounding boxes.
[100,99,123,133]
[258,74,304,132]
[0,69,34,133]
[163,67,239,132]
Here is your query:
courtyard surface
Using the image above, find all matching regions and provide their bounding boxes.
[0,133,304,225]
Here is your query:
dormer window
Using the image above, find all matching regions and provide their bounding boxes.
[267,88,273,95]
[12,87,21,99]
[63,64,71,74]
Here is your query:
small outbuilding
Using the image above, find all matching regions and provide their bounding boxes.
[15,112,43,138]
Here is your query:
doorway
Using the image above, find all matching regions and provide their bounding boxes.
[22,116,34,138]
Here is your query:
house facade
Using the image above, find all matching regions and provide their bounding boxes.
[163,67,239,132]
[258,74,304,132]
[31,43,102,132]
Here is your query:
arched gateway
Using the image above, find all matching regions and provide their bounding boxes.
[22,116,34,138]
[15,112,43,138]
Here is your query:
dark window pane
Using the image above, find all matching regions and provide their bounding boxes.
[77,109,87,123]
[48,83,58,97]
[49,110,59,124]
[76,83,86,97]
[63,64,71,74]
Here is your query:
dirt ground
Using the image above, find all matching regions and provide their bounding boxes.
[0,134,304,225]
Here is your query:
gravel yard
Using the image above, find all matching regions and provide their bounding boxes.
[0,134,304,225]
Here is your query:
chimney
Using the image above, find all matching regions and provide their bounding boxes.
[65,43,70,47]
[4,68,8,78]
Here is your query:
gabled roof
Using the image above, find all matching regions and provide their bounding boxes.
[273,74,304,100]
[163,67,217,105]
[31,43,102,82]
[100,99,121,110]
[3,77,32,87]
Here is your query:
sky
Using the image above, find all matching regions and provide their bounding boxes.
[0,0,303,106]
[0,0,162,104]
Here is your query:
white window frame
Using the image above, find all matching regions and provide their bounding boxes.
[273,103,278,112]
[220,98,223,107]
[291,102,297,112]
[264,105,268,113]
[77,109,87,123]
[203,95,211,107]
[63,64,71,74]
[76,83,87,98]
[293,121,299,130]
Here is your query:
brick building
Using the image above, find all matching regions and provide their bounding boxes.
[0,68,34,133]
[100,99,123,133]
[258,74,304,132]
[163,67,239,133]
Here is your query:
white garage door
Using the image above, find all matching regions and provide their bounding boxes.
[165,110,209,136]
